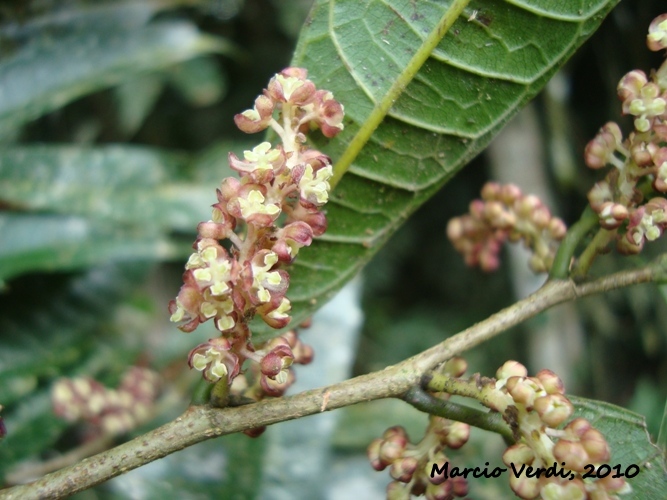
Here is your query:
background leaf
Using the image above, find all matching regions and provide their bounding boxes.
[570,396,667,497]
[0,263,150,481]
[0,213,185,282]
[0,3,233,137]
[0,146,209,229]
[251,0,621,337]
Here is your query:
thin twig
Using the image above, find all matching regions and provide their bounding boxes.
[1,258,663,500]
[402,386,514,444]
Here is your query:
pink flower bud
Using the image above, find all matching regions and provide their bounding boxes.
[386,481,411,500]
[451,476,469,497]
[280,67,309,80]
[367,438,387,471]
[259,369,294,396]
[506,376,539,408]
[597,202,629,229]
[266,73,316,104]
[631,141,653,167]
[243,426,267,438]
[584,122,623,169]
[618,70,648,107]
[444,422,470,449]
[587,181,613,212]
[509,473,540,499]
[469,199,486,219]
[197,221,229,240]
[547,218,567,240]
[443,357,467,377]
[481,181,502,201]
[647,14,667,52]
[541,481,586,500]
[260,342,294,378]
[383,425,408,442]
[218,177,241,204]
[617,232,644,254]
[553,440,589,472]
[503,443,535,467]
[427,457,448,485]
[318,95,345,138]
[425,480,454,500]
[580,428,610,463]
[496,360,528,380]
[534,394,573,427]
[389,456,419,483]
[281,330,314,364]
[597,474,630,494]
[516,194,542,218]
[234,95,275,133]
[564,417,592,438]
[378,438,407,466]
[278,221,314,249]
[535,369,565,394]
[289,205,328,236]
[500,183,522,205]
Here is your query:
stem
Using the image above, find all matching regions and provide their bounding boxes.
[190,378,214,406]
[403,386,514,444]
[571,227,617,278]
[2,259,663,499]
[4,436,115,486]
[268,117,285,139]
[209,379,230,408]
[549,206,599,280]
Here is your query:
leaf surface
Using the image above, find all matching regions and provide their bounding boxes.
[254,0,620,335]
[0,11,229,135]
[571,396,667,497]
[0,146,210,230]
[0,213,187,281]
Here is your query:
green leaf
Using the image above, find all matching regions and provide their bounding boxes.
[252,0,620,334]
[0,213,187,281]
[571,396,667,498]
[114,74,166,137]
[0,17,228,135]
[0,390,70,482]
[0,264,149,406]
[167,56,228,107]
[0,146,211,231]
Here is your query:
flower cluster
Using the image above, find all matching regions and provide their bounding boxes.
[447,182,567,273]
[52,366,160,437]
[367,358,470,500]
[584,14,667,254]
[489,361,629,499]
[194,327,312,406]
[169,68,343,386]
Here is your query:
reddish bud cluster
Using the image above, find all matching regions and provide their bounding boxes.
[367,358,470,500]
[447,182,566,273]
[52,367,160,437]
[492,361,629,499]
[230,328,313,410]
[583,14,667,255]
[169,68,343,386]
